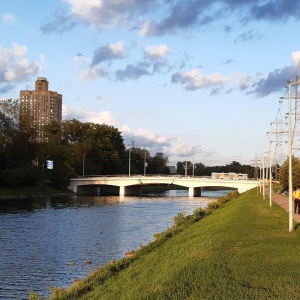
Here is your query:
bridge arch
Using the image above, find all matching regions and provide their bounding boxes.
[69,176,259,196]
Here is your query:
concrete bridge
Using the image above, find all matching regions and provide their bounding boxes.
[68,175,260,196]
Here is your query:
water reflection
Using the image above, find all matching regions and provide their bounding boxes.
[0,189,230,299]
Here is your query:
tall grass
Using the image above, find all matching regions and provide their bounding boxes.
[38,189,300,299]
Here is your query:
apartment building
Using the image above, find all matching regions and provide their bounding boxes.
[20,77,62,140]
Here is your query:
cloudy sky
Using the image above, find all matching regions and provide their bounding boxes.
[0,0,299,167]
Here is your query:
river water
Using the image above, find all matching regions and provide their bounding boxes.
[0,189,230,299]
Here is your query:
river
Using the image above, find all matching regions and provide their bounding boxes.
[0,189,230,299]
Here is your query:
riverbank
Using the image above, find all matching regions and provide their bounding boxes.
[37,188,300,299]
[0,185,73,200]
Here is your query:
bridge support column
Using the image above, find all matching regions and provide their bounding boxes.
[189,187,201,197]
[69,185,77,193]
[119,185,141,196]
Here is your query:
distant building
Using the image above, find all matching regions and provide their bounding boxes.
[168,166,176,174]
[19,77,62,140]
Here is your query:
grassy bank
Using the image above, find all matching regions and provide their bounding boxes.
[35,188,300,299]
[0,185,73,198]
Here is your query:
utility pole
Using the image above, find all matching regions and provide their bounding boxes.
[144,150,147,176]
[192,147,195,178]
[288,61,300,156]
[185,147,188,177]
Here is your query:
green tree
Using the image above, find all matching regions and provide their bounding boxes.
[278,156,300,191]
[147,152,169,174]
[176,162,185,175]
[194,162,206,176]
[43,119,126,180]
[0,99,39,186]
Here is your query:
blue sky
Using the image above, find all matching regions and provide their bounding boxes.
[0,0,298,167]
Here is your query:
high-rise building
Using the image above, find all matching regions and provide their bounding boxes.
[20,77,62,140]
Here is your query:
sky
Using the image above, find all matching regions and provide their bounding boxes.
[0,0,299,167]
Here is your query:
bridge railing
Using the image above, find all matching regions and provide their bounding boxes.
[73,174,256,181]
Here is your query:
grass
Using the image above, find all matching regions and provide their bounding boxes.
[35,188,300,299]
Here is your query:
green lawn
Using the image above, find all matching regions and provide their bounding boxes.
[42,189,300,300]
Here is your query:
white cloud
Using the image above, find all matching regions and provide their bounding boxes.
[135,128,168,144]
[120,125,131,134]
[64,0,135,28]
[121,126,196,159]
[144,45,171,59]
[0,43,41,81]
[80,66,102,80]
[139,20,155,36]
[172,69,232,90]
[292,51,300,66]
[109,41,124,55]
[66,0,102,18]
[163,137,190,157]
[2,13,15,23]
[62,104,115,125]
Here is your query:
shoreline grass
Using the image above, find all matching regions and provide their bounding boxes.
[0,185,73,199]
[32,188,300,299]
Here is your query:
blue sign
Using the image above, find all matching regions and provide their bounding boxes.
[46,160,53,170]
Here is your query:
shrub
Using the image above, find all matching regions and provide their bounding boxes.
[192,207,206,222]
[173,212,187,228]
[0,165,39,186]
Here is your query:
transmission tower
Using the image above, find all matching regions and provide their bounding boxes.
[253,153,260,180]
[269,108,287,180]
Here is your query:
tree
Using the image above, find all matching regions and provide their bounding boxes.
[176,162,185,175]
[43,119,126,180]
[0,99,39,186]
[149,152,170,174]
[194,162,206,176]
[278,156,300,191]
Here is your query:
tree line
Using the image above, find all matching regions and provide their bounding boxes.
[176,160,255,178]
[0,99,171,187]
[4,99,293,189]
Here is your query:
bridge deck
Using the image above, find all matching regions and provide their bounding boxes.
[69,175,260,196]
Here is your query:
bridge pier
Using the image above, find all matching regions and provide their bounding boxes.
[119,185,141,196]
[70,185,77,193]
[189,187,201,197]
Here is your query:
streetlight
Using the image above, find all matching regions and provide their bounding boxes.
[269,137,272,207]
[128,141,135,177]
[128,147,131,177]
[185,147,188,177]
[192,147,195,178]
[282,80,300,231]
[262,153,265,200]
[144,149,148,176]
[82,152,85,177]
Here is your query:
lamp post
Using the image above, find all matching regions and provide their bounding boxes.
[82,152,85,177]
[185,147,188,178]
[279,80,300,231]
[192,147,195,178]
[262,153,265,200]
[128,147,131,177]
[266,132,275,207]
[144,150,147,176]
[269,136,272,207]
